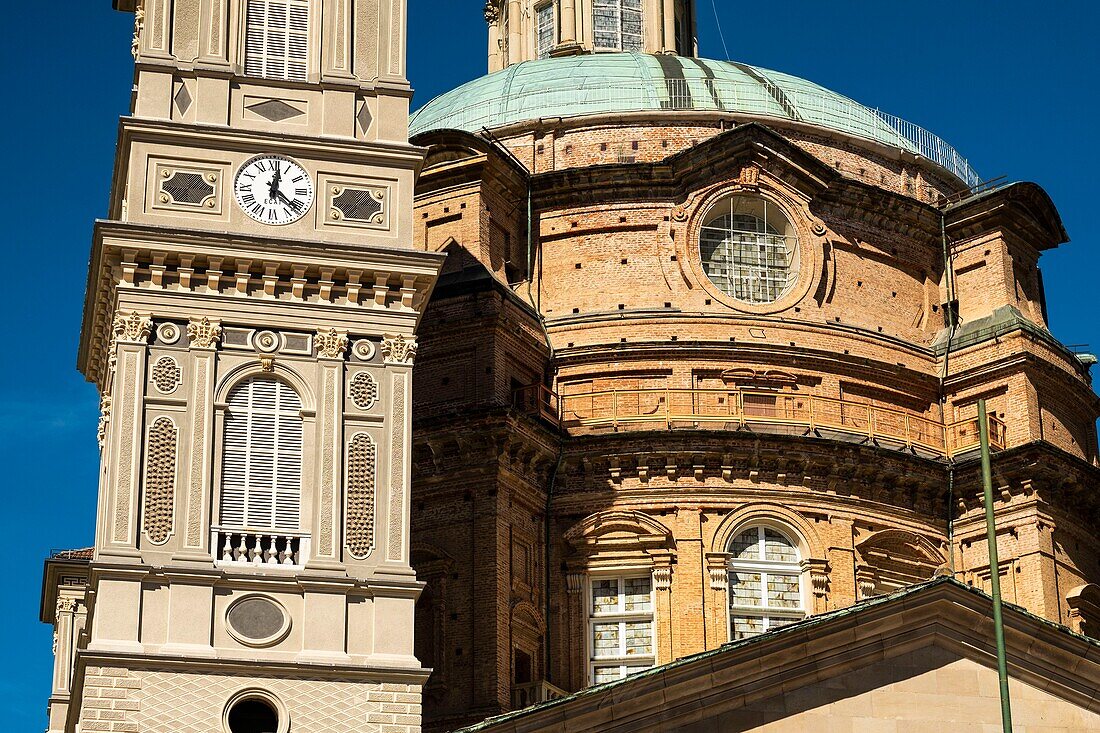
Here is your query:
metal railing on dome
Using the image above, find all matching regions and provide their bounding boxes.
[421,79,981,188]
[513,384,1006,459]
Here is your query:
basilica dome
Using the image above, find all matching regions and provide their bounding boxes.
[410,52,979,186]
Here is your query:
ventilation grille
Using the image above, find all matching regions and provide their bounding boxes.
[161,171,215,206]
[331,187,385,224]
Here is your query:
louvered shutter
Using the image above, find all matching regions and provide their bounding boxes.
[221,377,303,531]
[244,0,309,82]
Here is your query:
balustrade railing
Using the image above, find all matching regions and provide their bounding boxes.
[511,680,568,710]
[514,384,1006,459]
[212,527,309,568]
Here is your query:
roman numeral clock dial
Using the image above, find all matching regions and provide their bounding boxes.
[233,154,314,225]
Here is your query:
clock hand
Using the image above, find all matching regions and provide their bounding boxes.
[274,189,300,209]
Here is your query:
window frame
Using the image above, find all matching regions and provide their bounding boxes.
[592,0,643,53]
[586,571,656,685]
[699,195,801,306]
[218,375,305,533]
[535,2,556,60]
[726,525,806,641]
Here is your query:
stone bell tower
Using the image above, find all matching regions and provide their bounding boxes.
[41,0,442,731]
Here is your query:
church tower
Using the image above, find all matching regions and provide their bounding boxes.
[484,0,697,71]
[41,0,442,731]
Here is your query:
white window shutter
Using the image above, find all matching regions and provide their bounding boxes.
[244,0,310,82]
[221,377,303,531]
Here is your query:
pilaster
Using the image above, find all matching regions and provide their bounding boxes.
[379,334,416,574]
[104,312,152,559]
[176,316,220,562]
[309,328,349,570]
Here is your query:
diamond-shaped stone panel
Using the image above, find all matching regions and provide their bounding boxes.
[247,99,306,122]
[357,99,373,134]
[174,82,192,115]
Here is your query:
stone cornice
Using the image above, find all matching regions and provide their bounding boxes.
[78,220,444,387]
[944,181,1068,252]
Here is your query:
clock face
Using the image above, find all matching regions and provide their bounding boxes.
[233,154,314,225]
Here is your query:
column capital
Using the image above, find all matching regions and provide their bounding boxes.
[380,333,417,365]
[316,327,350,360]
[186,316,222,350]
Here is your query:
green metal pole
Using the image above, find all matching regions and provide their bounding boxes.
[979,398,1013,732]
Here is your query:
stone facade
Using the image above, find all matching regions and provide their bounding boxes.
[406,64,1100,733]
[41,0,441,731]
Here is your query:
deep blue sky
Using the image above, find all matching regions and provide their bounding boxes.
[2,1,1097,726]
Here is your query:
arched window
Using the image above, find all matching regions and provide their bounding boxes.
[244,0,309,82]
[593,0,642,52]
[221,377,303,532]
[727,526,805,639]
[700,196,799,304]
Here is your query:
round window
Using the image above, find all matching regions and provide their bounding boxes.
[227,696,279,733]
[699,196,799,305]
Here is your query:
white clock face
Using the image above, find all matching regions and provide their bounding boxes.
[233,154,314,225]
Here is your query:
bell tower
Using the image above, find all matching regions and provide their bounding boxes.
[42,0,442,730]
[485,0,698,71]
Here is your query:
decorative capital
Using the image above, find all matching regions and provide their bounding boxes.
[112,311,152,344]
[802,558,830,597]
[380,333,417,365]
[186,317,222,350]
[565,571,586,595]
[705,552,730,591]
[483,0,500,24]
[97,395,112,449]
[132,0,145,59]
[855,564,876,600]
[652,566,673,591]
[315,328,349,360]
[56,596,77,616]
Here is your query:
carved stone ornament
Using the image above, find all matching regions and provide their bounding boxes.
[483,0,500,24]
[56,596,77,616]
[565,571,585,595]
[738,164,760,187]
[97,395,112,449]
[259,356,275,372]
[708,565,728,591]
[802,558,830,597]
[315,328,349,360]
[652,566,673,591]
[186,317,222,349]
[113,311,153,344]
[132,0,145,58]
[380,333,417,365]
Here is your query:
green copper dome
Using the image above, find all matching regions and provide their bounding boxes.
[410,53,979,186]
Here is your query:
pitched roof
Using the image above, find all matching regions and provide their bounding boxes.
[457,577,1100,732]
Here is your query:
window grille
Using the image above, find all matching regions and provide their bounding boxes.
[244,0,309,82]
[588,574,654,684]
[728,526,805,639]
[536,3,555,60]
[593,0,642,52]
[700,197,799,304]
[221,377,303,532]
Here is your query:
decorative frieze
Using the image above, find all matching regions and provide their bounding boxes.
[345,433,377,559]
[316,328,349,360]
[381,333,417,365]
[142,417,177,545]
[186,317,221,349]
